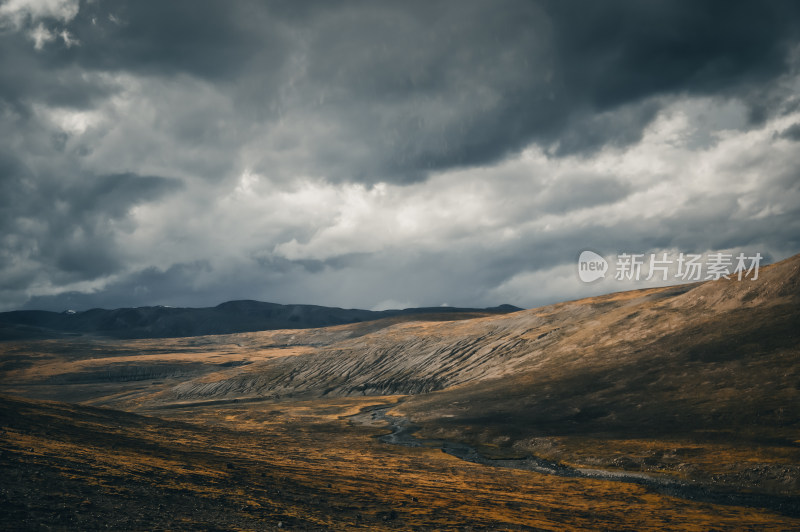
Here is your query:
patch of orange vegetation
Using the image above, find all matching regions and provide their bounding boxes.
[140,396,800,530]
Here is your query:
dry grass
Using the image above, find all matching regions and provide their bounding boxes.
[3,393,799,530]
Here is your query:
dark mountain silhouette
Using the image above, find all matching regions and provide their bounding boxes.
[0,301,522,340]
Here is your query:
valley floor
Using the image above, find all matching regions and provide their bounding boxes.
[2,393,799,531]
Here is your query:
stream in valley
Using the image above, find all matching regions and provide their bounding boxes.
[348,403,800,518]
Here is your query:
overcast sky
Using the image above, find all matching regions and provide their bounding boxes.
[1,0,799,312]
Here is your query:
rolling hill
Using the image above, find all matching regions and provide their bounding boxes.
[1,253,799,528]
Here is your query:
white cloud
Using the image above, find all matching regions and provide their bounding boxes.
[58,27,77,47]
[371,299,416,311]
[78,91,796,311]
[253,97,797,269]
[0,0,79,28]
[35,105,103,134]
[11,78,794,313]
[1,0,81,50]
[27,22,53,50]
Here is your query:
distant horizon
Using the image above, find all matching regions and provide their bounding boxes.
[11,249,798,314]
[4,299,527,314]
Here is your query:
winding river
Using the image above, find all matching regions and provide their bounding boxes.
[348,403,800,518]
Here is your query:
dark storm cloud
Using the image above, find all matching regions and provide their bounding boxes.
[71,173,182,219]
[2,0,800,312]
[780,123,800,141]
[287,0,800,179]
[34,171,180,283]
[20,261,214,311]
[0,152,181,286]
[62,1,287,81]
[236,0,800,182]
[5,1,798,181]
[0,24,121,112]
[546,1,800,103]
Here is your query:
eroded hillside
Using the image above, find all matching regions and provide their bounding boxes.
[2,254,799,527]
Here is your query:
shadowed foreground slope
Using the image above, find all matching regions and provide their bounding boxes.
[3,393,800,530]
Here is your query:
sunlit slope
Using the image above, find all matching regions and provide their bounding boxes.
[397,253,799,438]
[0,311,510,406]
[2,255,798,430]
[143,255,799,414]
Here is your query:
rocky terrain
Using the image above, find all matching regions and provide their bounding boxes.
[1,253,799,529]
[4,393,799,531]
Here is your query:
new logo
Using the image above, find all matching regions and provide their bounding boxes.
[578,250,608,283]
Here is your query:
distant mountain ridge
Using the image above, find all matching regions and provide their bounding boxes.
[0,300,522,341]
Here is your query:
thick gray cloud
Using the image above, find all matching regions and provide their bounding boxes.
[1,0,800,311]
[780,123,800,140]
